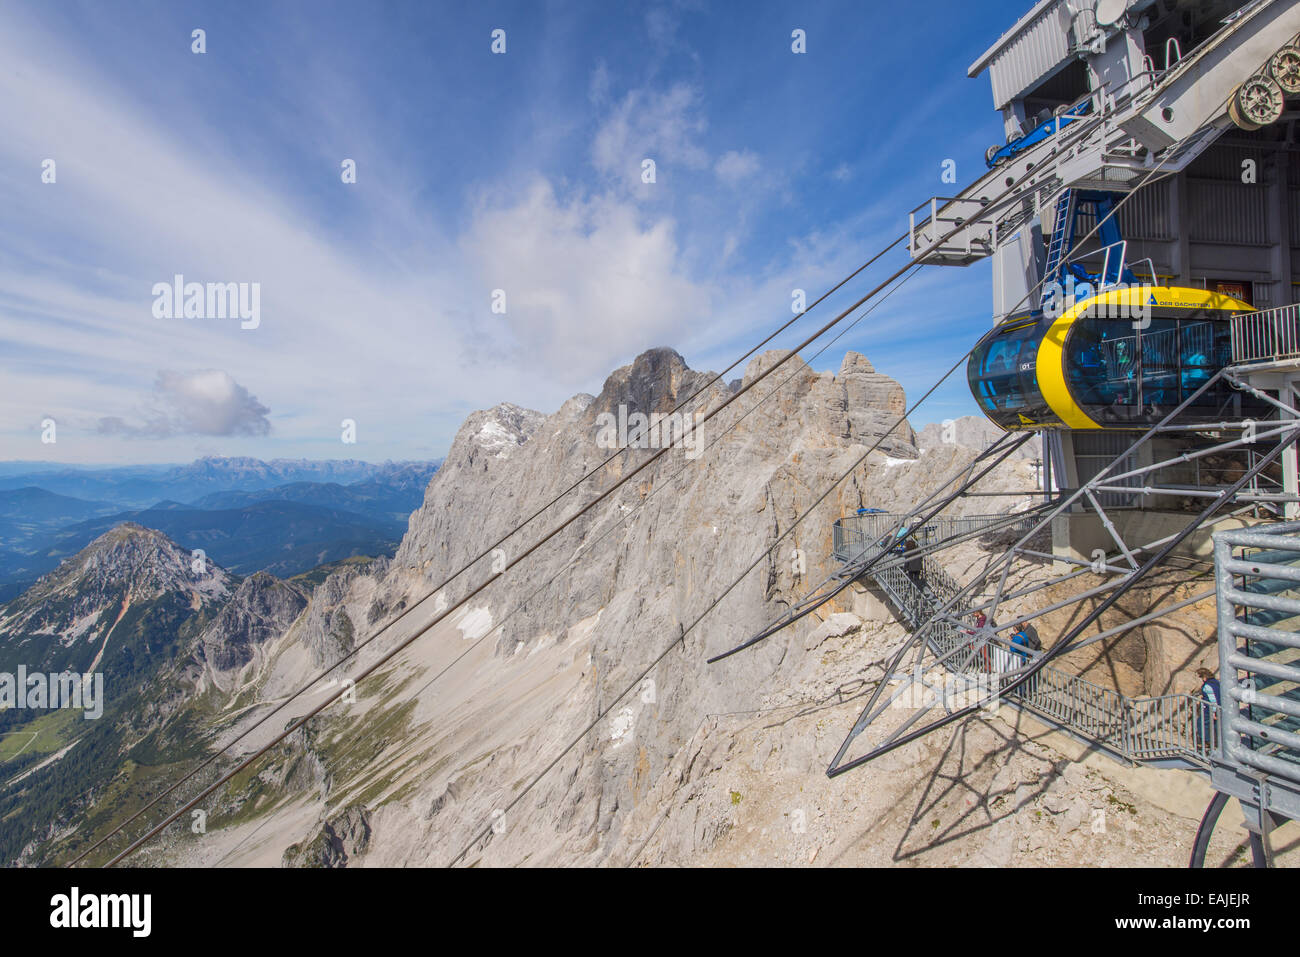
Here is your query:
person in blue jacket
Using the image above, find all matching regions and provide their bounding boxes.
[1195,667,1221,750]
[1009,624,1040,696]
[1010,628,1033,662]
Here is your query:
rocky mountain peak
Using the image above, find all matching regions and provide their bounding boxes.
[26,522,231,606]
[731,348,916,457]
[0,522,235,690]
[452,402,546,465]
[198,571,308,683]
[587,347,712,421]
[839,351,874,375]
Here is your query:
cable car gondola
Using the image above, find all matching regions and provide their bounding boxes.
[968,286,1264,431]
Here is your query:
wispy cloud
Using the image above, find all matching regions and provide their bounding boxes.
[0,1,1010,463]
[714,149,761,185]
[97,370,272,439]
[591,83,711,186]
[462,179,712,380]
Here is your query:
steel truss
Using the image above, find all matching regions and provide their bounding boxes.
[707,429,1041,664]
[826,366,1300,777]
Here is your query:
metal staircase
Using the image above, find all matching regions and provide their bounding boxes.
[829,510,1300,861]
[833,510,1220,768]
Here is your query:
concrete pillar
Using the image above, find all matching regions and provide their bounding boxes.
[1050,431,1082,570]
[1171,170,1192,286]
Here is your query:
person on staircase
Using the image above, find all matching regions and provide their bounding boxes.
[885,526,927,597]
[903,534,924,590]
[1009,621,1042,698]
[964,611,995,673]
[1194,666,1221,752]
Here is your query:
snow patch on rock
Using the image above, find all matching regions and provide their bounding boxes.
[457,606,493,641]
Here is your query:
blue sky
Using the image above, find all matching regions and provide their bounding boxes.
[0,0,1029,464]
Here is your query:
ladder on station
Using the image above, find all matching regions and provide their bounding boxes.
[1043,188,1076,286]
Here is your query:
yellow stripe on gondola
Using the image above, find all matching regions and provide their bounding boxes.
[1037,306,1099,429]
[1036,286,1252,430]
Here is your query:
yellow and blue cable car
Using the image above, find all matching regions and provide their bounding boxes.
[968,286,1266,431]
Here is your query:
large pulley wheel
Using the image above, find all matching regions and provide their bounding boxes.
[1270,43,1300,96]
[1229,74,1284,131]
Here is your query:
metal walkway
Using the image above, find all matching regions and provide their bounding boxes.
[1230,303,1300,367]
[834,510,1221,768]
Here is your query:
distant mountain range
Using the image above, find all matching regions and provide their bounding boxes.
[0,457,440,601]
[0,486,119,524]
[190,476,431,526]
[0,456,440,508]
[33,500,403,577]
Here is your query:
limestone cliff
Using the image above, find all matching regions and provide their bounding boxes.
[124,347,1255,869]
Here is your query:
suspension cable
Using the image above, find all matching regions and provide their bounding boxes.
[445,103,1236,861]
[67,237,908,867]
[86,106,1121,867]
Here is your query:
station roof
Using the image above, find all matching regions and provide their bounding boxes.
[968,0,1062,79]
[968,0,1076,109]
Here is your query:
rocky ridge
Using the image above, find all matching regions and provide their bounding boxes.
[4,345,1275,869]
[144,346,1274,869]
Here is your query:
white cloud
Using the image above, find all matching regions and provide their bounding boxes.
[0,10,496,460]
[589,61,612,105]
[645,6,681,48]
[591,83,710,185]
[714,149,760,185]
[98,370,272,438]
[463,179,711,381]
[0,11,921,464]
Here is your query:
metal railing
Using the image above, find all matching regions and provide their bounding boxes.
[1130,256,1159,289]
[833,511,1221,766]
[1230,304,1300,365]
[1100,239,1128,288]
[1214,525,1300,785]
[833,510,1042,564]
[907,195,996,260]
[1126,692,1221,761]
